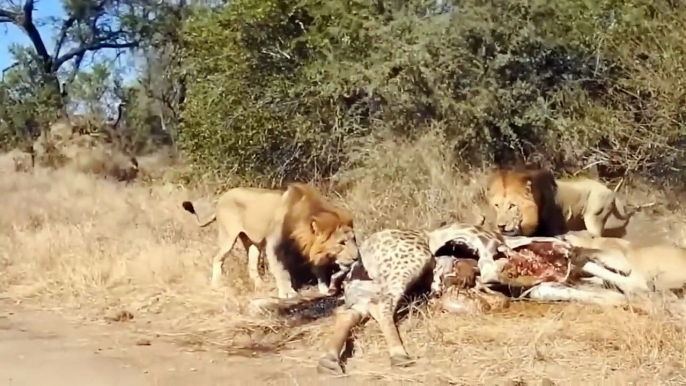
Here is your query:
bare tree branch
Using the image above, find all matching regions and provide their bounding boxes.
[0,9,19,21]
[54,40,137,70]
[63,51,85,87]
[2,0,165,120]
[53,0,108,66]
[11,0,52,72]
[53,16,76,59]
[3,0,141,75]
[2,62,20,81]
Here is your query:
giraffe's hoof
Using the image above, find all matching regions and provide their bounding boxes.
[390,353,415,368]
[317,354,344,375]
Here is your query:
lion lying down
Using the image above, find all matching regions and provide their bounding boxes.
[560,230,686,298]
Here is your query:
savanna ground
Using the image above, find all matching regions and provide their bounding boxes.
[5,0,686,384]
[3,132,686,385]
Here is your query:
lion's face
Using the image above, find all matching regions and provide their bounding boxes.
[310,222,360,268]
[488,172,539,237]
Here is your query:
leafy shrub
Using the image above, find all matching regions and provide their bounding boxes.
[179,0,686,186]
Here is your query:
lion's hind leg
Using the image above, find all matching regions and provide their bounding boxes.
[238,234,264,289]
[583,212,607,238]
[210,226,240,287]
[583,192,614,238]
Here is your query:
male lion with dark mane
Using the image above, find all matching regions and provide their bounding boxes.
[487,167,641,238]
[182,183,360,299]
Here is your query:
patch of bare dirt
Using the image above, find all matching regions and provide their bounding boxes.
[0,300,363,386]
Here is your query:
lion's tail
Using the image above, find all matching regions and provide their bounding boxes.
[613,197,655,224]
[612,197,632,222]
[181,201,217,227]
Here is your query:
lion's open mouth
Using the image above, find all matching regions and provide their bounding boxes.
[497,242,571,287]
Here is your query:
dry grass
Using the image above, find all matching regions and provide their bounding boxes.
[2,130,686,384]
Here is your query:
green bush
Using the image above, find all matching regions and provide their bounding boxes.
[179,0,686,186]
[0,70,62,151]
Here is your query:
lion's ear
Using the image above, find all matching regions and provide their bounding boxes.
[311,220,320,235]
[525,179,532,193]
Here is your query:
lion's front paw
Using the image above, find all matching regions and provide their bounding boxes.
[317,353,344,375]
[318,283,330,295]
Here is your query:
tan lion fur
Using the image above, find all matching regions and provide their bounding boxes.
[556,177,637,238]
[182,183,360,299]
[487,167,638,238]
[561,231,686,297]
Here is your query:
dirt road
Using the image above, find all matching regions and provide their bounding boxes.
[0,301,350,386]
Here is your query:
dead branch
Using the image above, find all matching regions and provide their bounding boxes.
[1,62,20,80]
[1,0,139,77]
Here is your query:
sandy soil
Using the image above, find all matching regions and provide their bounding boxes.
[0,300,356,386]
[2,152,685,386]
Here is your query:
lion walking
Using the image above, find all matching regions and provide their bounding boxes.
[182,183,360,299]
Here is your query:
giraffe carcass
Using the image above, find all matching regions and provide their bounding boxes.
[427,223,630,305]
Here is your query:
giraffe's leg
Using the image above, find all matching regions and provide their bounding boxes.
[475,281,503,296]
[368,291,414,367]
[327,266,351,296]
[526,282,628,305]
[317,306,367,375]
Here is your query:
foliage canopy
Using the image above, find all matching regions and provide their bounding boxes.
[179,0,686,186]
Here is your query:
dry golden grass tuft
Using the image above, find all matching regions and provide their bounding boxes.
[2,131,686,384]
